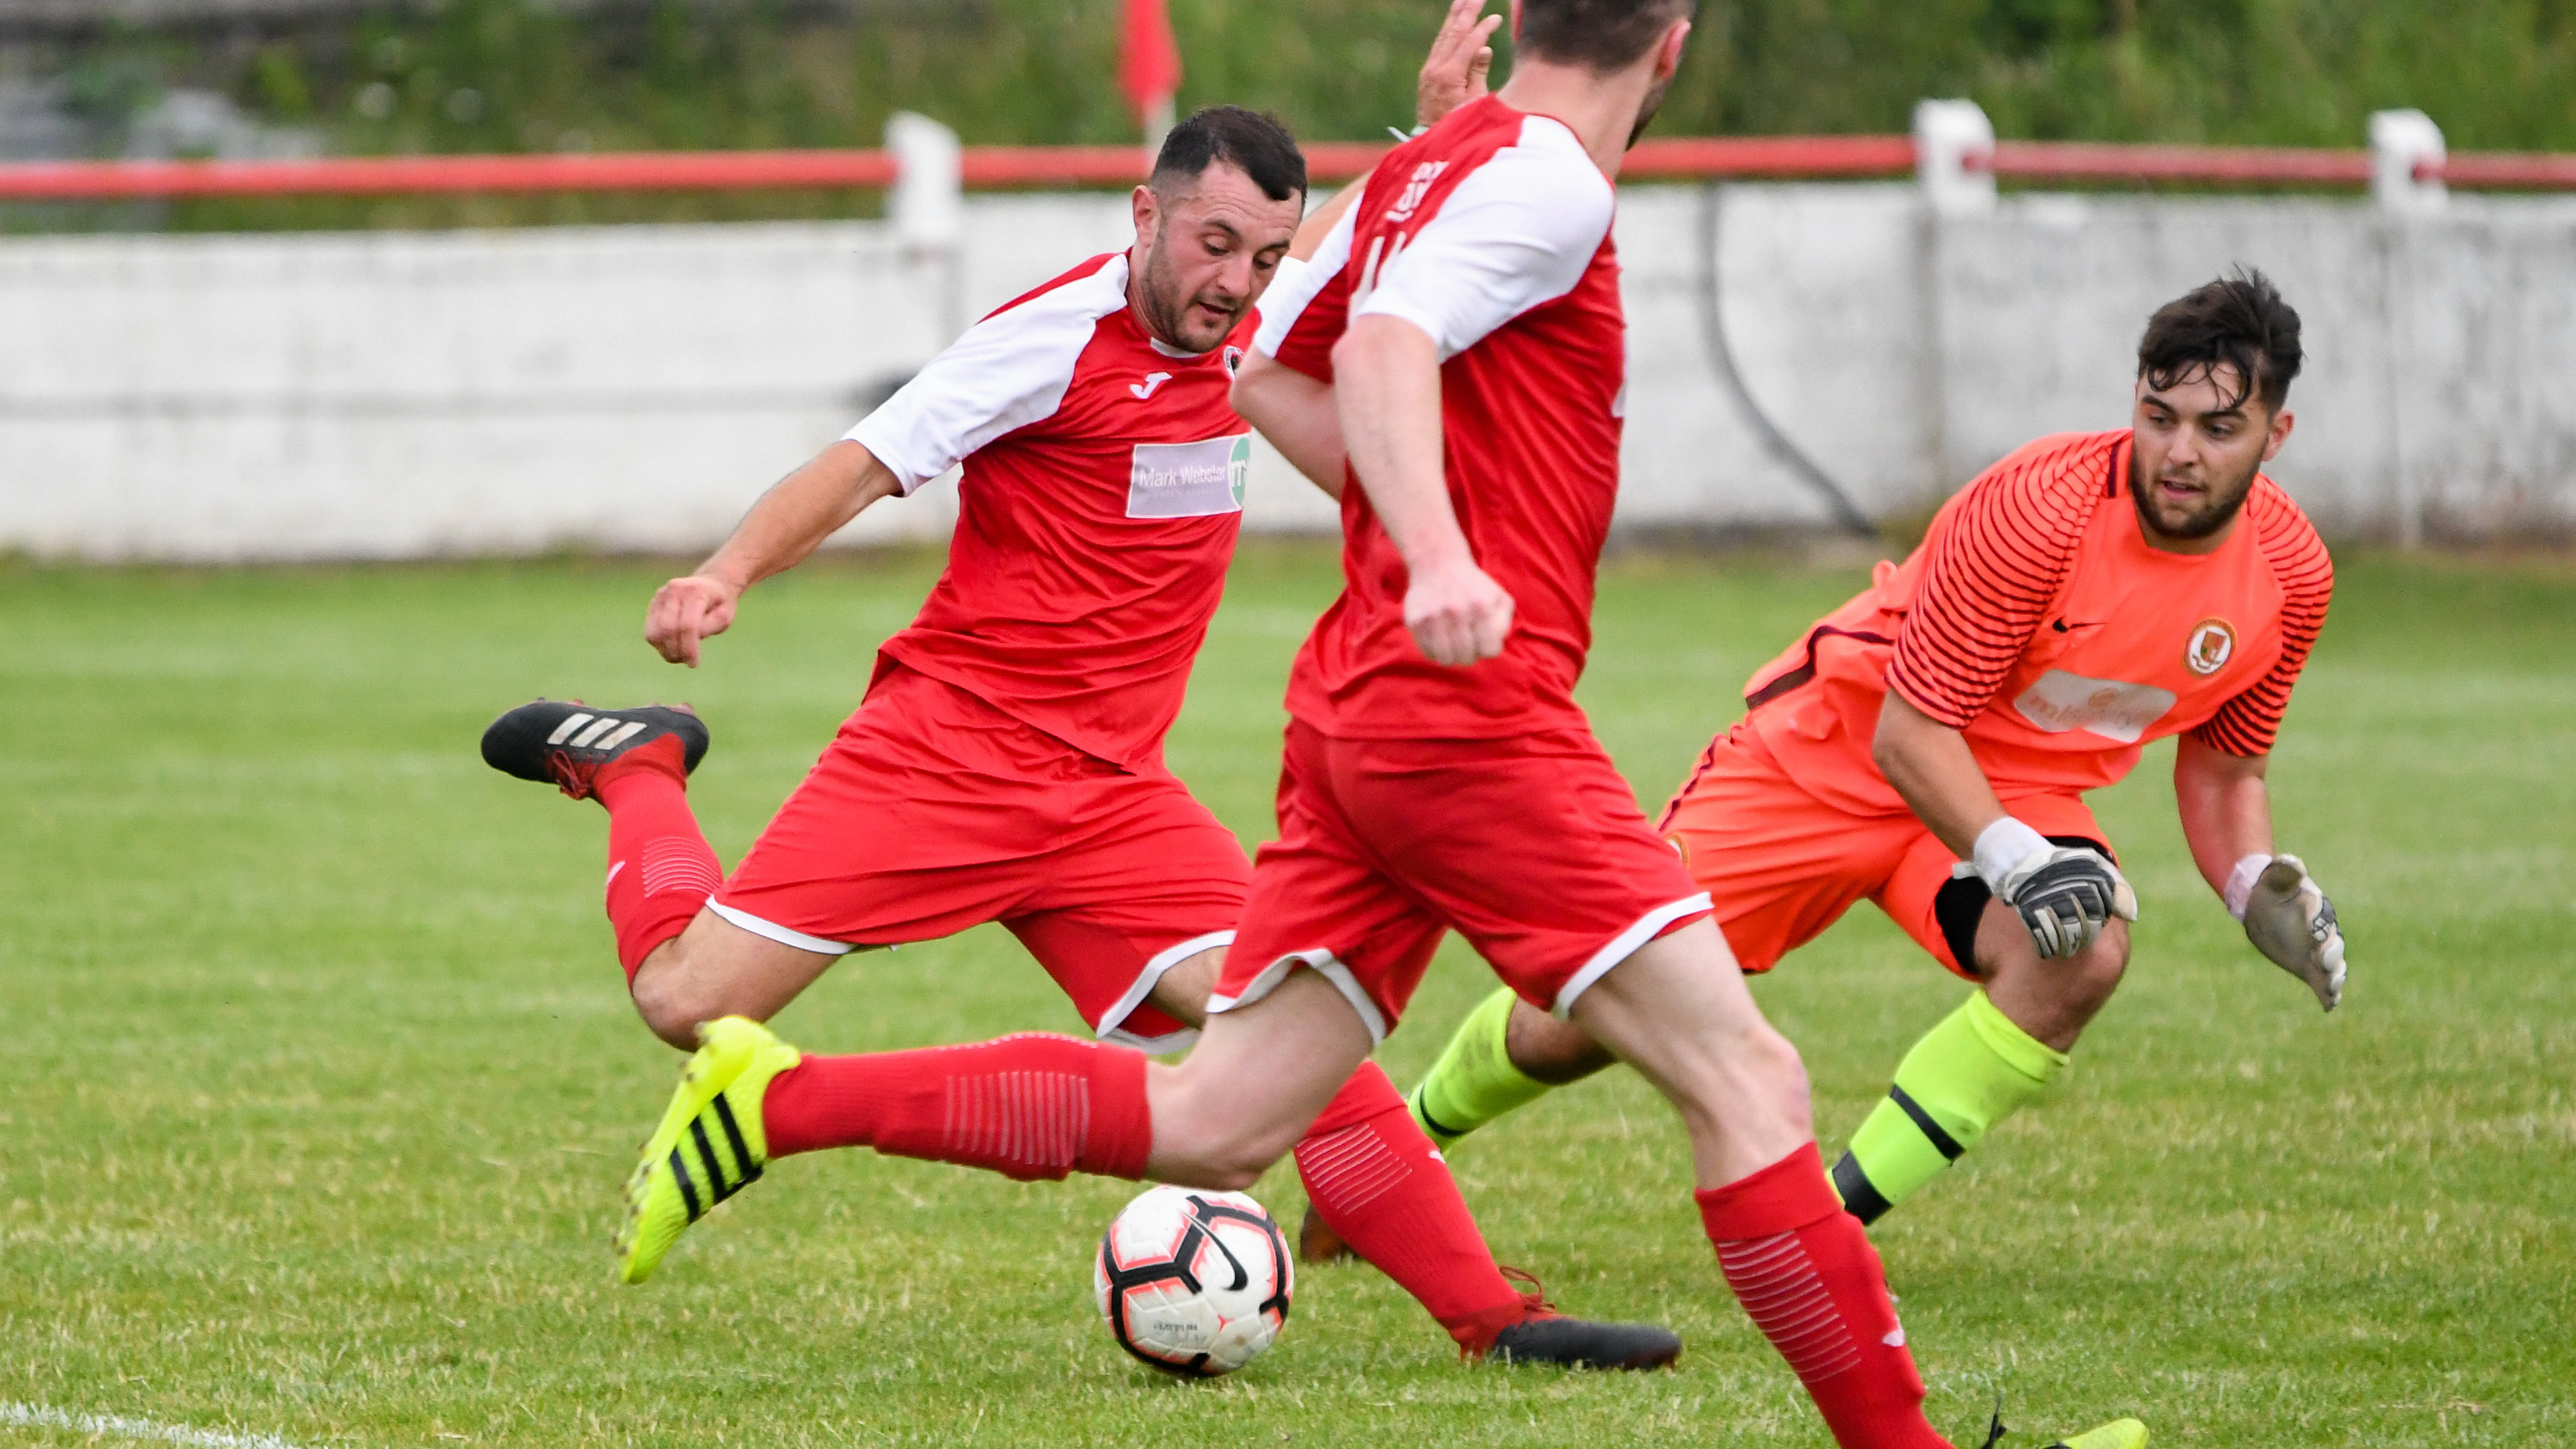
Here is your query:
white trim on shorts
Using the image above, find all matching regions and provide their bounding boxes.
[1093,929,1232,1054]
[1204,948,1391,1045]
[1550,892,1717,1018]
[705,899,856,956]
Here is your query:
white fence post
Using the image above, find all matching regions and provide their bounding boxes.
[886,111,966,340]
[2370,109,2443,547]
[2370,108,2447,215]
[1914,99,1997,217]
[887,111,964,249]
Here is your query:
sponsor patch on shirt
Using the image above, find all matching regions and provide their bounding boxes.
[1127,433,1251,519]
[2012,669,2178,744]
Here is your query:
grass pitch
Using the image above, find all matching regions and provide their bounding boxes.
[2,543,2569,1448]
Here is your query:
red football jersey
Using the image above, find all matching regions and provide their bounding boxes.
[848,253,1265,770]
[1256,95,1626,740]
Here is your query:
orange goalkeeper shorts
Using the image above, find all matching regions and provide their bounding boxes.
[1656,724,2112,978]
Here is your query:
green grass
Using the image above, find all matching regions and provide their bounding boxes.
[1,543,2569,1448]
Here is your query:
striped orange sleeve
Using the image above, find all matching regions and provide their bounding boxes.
[2192,481,2334,757]
[1884,437,2110,729]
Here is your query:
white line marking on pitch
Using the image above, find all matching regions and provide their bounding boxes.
[0,1401,340,1449]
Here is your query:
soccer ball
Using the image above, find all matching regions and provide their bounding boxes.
[1093,1185,1293,1376]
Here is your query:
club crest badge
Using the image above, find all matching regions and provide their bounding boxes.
[2185,618,2237,676]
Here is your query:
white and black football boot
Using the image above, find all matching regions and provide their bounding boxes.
[481,701,709,800]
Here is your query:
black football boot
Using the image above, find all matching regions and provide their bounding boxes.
[481,701,709,800]
[1484,1268,1684,1371]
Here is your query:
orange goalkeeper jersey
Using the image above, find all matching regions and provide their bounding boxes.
[1741,430,2333,816]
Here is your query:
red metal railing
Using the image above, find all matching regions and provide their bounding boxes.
[1,136,2572,200]
[1978,141,2373,186]
[1622,135,1922,179]
[2432,150,2576,188]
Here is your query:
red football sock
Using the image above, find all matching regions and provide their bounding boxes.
[594,739,720,982]
[1698,1145,1951,1449]
[761,1033,1153,1182]
[1295,1062,1528,1354]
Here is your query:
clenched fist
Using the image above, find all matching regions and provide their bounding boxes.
[1403,554,1515,666]
[645,574,745,667]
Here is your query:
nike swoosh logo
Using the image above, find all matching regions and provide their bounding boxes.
[2050,619,2106,633]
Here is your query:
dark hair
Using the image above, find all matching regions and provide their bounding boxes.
[2137,268,2304,413]
[1151,106,1306,204]
[1517,0,1696,73]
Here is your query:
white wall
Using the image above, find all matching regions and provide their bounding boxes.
[5,186,2572,560]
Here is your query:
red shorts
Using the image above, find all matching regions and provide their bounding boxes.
[711,664,1251,1051]
[1210,722,1713,1042]
[1656,724,2112,978]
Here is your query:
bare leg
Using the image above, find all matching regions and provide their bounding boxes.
[1142,946,1226,1028]
[1492,893,2129,1106]
[1976,904,2130,1051]
[1157,951,1669,1358]
[1564,918,1809,1187]
[1504,997,1618,1083]
[1571,917,1947,1448]
[1142,968,1374,1188]
[628,908,843,1049]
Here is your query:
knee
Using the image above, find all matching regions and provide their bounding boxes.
[1674,1020,1812,1141]
[2062,923,2131,1008]
[1191,1156,1272,1194]
[1744,1025,1813,1128]
[1509,1004,1617,1085]
[630,957,724,1051]
[1160,1134,1285,1194]
[1193,1106,1306,1190]
[1148,1073,1300,1192]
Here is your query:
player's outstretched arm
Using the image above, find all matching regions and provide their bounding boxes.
[1334,315,1512,666]
[2175,735,2347,1010]
[645,440,901,667]
[1415,0,1501,128]
[1875,691,2138,959]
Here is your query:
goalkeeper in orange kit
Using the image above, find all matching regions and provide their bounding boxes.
[1338,271,2351,1236]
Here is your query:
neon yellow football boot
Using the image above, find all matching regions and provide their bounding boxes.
[1980,1407,2147,1449]
[615,1015,802,1284]
[2050,1420,2148,1449]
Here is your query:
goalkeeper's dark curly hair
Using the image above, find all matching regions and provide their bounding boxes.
[2137,268,2304,413]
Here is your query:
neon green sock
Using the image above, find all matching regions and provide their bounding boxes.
[1406,987,1553,1149]
[1831,989,2068,1224]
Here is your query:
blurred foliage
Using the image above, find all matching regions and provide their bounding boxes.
[9,0,2573,229]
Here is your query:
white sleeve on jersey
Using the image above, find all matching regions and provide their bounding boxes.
[1253,203,1357,359]
[846,254,1130,494]
[1351,118,1614,361]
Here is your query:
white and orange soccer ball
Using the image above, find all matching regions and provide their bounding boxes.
[1093,1185,1293,1376]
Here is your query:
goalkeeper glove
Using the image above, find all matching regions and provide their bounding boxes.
[1972,817,2140,961]
[2228,853,2347,1012]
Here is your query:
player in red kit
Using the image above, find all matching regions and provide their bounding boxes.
[596,2,2140,1443]
[483,11,1679,1372]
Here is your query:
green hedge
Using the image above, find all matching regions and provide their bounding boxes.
[24,0,2575,230]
